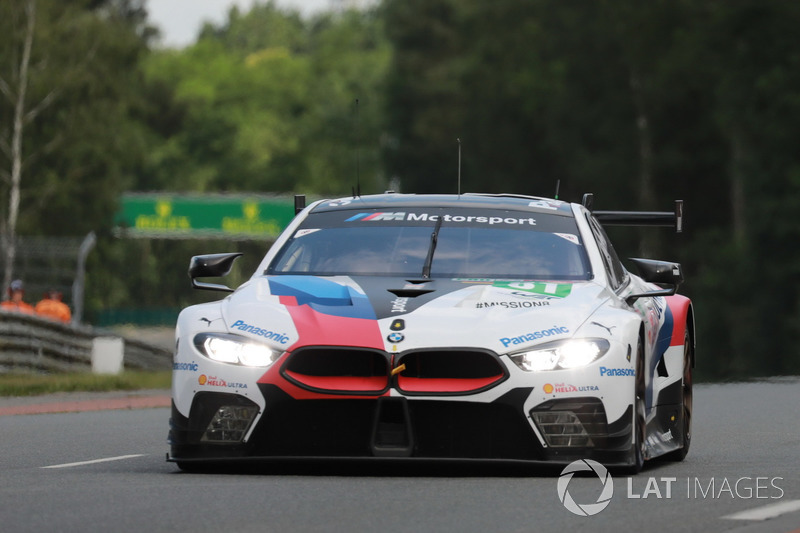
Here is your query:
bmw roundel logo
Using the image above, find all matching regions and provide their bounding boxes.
[388,332,405,343]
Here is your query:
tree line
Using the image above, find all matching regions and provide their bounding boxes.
[1,0,798,378]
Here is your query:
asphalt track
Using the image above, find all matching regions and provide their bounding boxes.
[0,389,170,416]
[1,379,798,533]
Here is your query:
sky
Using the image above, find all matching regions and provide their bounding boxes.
[146,0,339,48]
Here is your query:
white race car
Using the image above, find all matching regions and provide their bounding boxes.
[168,193,693,473]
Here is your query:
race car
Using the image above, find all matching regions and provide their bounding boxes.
[168,192,694,473]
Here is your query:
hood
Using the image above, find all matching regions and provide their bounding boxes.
[220,275,611,354]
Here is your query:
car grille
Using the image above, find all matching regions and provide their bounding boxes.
[280,347,507,395]
[281,347,390,394]
[395,349,507,395]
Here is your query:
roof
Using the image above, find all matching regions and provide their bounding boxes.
[310,193,575,215]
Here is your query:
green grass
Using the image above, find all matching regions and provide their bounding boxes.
[0,371,171,397]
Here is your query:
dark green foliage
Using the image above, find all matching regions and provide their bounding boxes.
[0,0,152,238]
[140,3,390,195]
[3,0,800,378]
[84,234,267,325]
[382,0,800,378]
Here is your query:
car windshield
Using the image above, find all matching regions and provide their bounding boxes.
[267,208,591,280]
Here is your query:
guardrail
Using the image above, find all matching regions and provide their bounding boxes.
[0,311,172,373]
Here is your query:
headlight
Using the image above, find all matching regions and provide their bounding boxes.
[508,339,610,372]
[194,333,281,367]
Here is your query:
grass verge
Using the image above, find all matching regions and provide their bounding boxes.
[0,371,171,397]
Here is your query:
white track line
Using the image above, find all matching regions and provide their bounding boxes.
[41,454,146,469]
[722,499,800,521]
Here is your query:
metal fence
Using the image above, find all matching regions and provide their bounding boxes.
[0,311,172,373]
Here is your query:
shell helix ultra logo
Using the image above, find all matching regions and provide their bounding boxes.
[557,459,614,516]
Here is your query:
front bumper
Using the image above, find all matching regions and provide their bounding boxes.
[168,385,634,467]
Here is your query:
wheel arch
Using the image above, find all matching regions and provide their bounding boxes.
[666,295,695,368]
[686,303,695,368]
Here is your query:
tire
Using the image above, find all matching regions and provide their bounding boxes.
[665,328,693,461]
[627,339,646,474]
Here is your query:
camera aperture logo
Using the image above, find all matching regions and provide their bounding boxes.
[557,459,614,516]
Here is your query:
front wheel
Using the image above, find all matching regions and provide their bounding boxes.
[627,340,646,474]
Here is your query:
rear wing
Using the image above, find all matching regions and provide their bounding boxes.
[582,193,683,233]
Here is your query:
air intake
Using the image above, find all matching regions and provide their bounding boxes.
[395,349,507,395]
[530,398,607,448]
[281,347,390,394]
[201,405,258,443]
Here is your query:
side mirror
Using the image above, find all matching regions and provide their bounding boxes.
[188,253,243,292]
[625,258,683,306]
[629,258,683,285]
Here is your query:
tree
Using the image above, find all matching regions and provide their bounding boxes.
[0,0,54,294]
[140,3,390,196]
[0,0,153,302]
[382,0,465,193]
[699,0,800,376]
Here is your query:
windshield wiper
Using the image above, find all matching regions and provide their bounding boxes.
[421,216,444,279]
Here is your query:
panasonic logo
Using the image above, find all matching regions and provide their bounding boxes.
[599,366,635,377]
[231,320,290,344]
[500,326,569,347]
